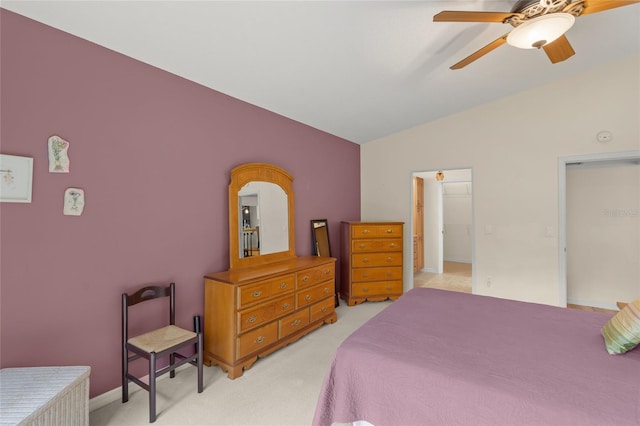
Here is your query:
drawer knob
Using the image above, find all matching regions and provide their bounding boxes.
[247,316,257,323]
[386,229,393,234]
[321,307,327,313]
[292,319,301,326]
[386,286,393,291]
[255,336,264,344]
[251,290,262,298]
[325,269,331,275]
[279,282,288,289]
[362,258,369,264]
[305,295,312,301]
[362,229,370,234]
[302,275,309,282]
[282,303,291,310]
[389,243,396,248]
[323,287,329,293]
[386,257,393,262]
[358,244,366,249]
[362,273,369,278]
[363,287,369,292]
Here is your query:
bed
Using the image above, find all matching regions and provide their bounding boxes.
[313,288,640,426]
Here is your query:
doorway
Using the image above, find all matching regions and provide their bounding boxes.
[558,151,640,308]
[412,168,474,293]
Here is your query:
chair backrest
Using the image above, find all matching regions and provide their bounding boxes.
[122,282,176,343]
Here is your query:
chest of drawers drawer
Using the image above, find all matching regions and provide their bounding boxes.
[310,297,335,322]
[296,263,335,289]
[352,252,402,267]
[236,322,278,359]
[352,281,403,297]
[278,309,310,339]
[352,266,402,282]
[238,274,294,309]
[352,238,402,253]
[297,281,333,308]
[237,294,295,333]
[351,224,403,239]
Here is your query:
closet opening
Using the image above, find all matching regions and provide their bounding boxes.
[412,168,475,294]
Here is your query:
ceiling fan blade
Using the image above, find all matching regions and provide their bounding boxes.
[450,34,509,70]
[580,0,640,15]
[543,35,576,63]
[433,11,523,23]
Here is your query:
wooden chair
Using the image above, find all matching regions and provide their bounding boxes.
[122,282,203,422]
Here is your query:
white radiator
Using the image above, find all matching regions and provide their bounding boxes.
[0,366,90,425]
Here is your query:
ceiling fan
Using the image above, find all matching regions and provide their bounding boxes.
[434,0,639,70]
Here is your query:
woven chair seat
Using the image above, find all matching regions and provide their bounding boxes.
[128,325,196,353]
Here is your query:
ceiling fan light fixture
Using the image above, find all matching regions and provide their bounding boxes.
[506,13,575,49]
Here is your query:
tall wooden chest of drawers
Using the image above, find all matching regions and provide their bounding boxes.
[204,256,336,379]
[340,222,404,306]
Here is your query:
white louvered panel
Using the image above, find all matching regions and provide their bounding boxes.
[0,366,90,425]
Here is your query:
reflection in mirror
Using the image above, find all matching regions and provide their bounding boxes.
[240,199,258,257]
[311,219,331,257]
[238,181,288,258]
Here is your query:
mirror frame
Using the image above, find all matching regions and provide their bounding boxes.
[311,219,331,257]
[229,163,296,269]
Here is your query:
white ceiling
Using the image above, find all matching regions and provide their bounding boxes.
[2,1,639,144]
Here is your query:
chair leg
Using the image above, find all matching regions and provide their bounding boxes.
[197,333,203,393]
[122,348,129,403]
[170,352,176,379]
[149,352,157,423]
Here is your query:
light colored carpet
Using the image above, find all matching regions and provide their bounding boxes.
[90,300,390,425]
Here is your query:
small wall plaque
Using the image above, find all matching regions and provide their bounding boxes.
[48,135,70,173]
[63,187,85,216]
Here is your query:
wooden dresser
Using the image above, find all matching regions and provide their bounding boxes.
[204,256,336,379]
[340,221,404,306]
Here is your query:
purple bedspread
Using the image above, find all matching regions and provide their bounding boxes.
[313,288,640,426]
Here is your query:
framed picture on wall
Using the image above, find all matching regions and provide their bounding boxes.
[0,154,34,203]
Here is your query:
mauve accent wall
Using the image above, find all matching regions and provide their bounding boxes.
[0,10,360,397]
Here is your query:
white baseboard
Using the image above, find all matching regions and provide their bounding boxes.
[567,298,619,311]
[89,364,190,412]
[420,268,437,273]
[443,258,471,264]
[90,385,127,412]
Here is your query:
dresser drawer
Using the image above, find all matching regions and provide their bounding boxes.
[237,322,278,359]
[278,309,310,339]
[352,238,402,253]
[351,224,403,239]
[310,297,335,322]
[238,274,295,309]
[352,266,402,282]
[352,281,403,297]
[297,282,334,308]
[296,263,335,289]
[237,295,295,333]
[352,252,403,267]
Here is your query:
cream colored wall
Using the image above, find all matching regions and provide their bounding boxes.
[361,54,640,306]
[567,164,640,309]
[422,175,441,273]
[443,182,473,264]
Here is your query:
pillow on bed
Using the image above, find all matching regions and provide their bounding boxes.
[601,298,640,355]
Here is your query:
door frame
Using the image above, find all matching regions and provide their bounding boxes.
[411,168,475,293]
[557,150,640,307]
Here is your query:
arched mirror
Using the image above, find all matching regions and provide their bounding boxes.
[228,163,296,269]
